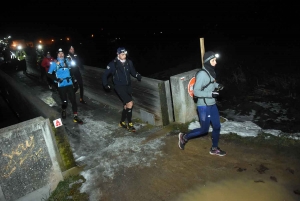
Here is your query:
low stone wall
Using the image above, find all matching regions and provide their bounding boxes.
[170,69,199,123]
[82,66,174,126]
[0,117,63,201]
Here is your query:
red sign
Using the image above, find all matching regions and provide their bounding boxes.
[187,76,196,98]
[55,120,61,127]
[53,118,63,128]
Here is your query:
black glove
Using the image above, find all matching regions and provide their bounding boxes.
[104,84,111,90]
[217,84,224,91]
[212,92,219,98]
[136,73,142,81]
[56,78,63,83]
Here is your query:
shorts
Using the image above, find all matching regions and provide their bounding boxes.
[114,85,133,105]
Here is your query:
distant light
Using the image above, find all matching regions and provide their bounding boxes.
[91,34,94,37]
[60,39,62,40]
[51,39,54,42]
[160,32,162,34]
[39,40,42,43]
[67,38,70,40]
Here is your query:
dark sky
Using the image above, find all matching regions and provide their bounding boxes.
[0,0,297,41]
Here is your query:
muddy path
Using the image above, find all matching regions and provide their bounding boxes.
[97,130,300,201]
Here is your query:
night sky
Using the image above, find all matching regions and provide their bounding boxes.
[1,1,297,40]
[1,0,298,73]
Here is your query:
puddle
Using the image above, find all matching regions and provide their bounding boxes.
[176,179,298,201]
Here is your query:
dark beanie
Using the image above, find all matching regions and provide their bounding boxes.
[203,51,216,63]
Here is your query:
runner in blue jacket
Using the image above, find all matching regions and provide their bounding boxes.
[48,48,83,124]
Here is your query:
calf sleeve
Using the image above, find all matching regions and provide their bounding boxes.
[126,108,132,123]
[121,108,127,122]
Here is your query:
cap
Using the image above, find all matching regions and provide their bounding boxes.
[203,51,219,63]
[117,47,127,54]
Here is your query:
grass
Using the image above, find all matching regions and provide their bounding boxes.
[44,175,89,201]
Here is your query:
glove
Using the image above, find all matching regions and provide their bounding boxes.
[104,84,111,90]
[217,84,224,91]
[136,73,142,81]
[212,92,219,98]
[56,78,63,83]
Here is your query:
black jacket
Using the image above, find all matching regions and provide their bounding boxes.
[102,58,140,86]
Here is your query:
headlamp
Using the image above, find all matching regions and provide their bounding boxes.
[120,50,127,54]
[71,60,76,66]
[203,53,220,63]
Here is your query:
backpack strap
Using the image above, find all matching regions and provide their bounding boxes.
[56,59,69,71]
[200,69,214,91]
[194,69,214,91]
[193,68,215,104]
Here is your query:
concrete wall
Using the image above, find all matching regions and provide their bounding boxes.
[82,66,174,126]
[2,58,195,127]
[0,117,63,201]
[170,69,200,123]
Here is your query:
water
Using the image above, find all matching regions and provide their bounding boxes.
[176,179,298,201]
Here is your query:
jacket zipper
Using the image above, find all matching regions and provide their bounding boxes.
[124,65,129,84]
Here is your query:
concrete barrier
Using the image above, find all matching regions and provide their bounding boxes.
[0,117,63,201]
[21,46,175,126]
[82,66,174,126]
[170,69,199,123]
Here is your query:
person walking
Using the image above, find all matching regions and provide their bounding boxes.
[67,46,86,104]
[102,47,142,132]
[47,48,83,124]
[178,51,226,156]
[41,51,55,89]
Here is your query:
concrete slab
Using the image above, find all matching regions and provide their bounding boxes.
[0,117,63,201]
